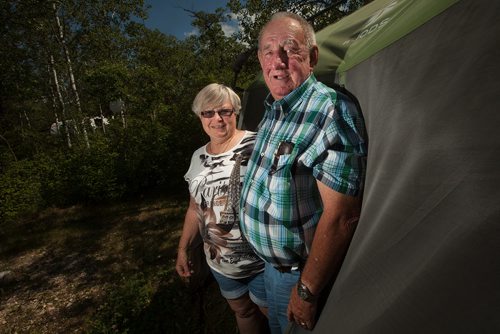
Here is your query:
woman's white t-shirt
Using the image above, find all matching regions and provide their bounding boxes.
[184,131,264,279]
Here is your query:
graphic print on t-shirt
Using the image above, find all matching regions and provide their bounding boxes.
[186,133,263,278]
[191,151,256,267]
[219,154,242,232]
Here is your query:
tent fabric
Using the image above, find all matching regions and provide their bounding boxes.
[315,0,460,82]
[291,0,500,332]
[239,0,500,332]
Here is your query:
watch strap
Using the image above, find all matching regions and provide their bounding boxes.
[297,279,316,302]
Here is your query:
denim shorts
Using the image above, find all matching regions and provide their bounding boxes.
[210,268,267,308]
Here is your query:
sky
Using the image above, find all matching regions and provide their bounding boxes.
[142,0,235,39]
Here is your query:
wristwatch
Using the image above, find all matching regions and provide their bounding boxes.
[297,279,316,302]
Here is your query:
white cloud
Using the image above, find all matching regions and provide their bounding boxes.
[221,22,238,36]
[222,13,241,37]
[184,28,199,37]
[182,13,241,38]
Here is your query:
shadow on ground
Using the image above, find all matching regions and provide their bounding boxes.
[0,196,236,333]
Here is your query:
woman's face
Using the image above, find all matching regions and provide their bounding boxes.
[199,101,237,141]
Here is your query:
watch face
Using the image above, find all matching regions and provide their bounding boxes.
[298,287,309,300]
[298,282,313,302]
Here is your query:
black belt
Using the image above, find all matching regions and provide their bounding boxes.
[273,265,300,273]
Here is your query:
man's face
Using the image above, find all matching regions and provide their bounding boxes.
[258,17,318,101]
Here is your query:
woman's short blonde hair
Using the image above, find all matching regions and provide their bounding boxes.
[192,83,241,116]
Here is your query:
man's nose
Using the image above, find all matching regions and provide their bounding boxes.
[272,49,288,68]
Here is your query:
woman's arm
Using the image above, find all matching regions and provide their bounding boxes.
[175,196,202,280]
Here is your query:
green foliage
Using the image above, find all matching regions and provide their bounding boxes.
[35,152,67,206]
[85,269,237,334]
[62,140,125,204]
[86,273,155,334]
[0,159,43,223]
[45,117,196,204]
[0,0,366,221]
[83,61,130,107]
[0,114,203,221]
[0,144,123,221]
[112,120,165,194]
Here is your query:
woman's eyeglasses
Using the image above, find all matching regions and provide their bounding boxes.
[200,109,234,118]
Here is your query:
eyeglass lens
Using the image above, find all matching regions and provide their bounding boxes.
[201,109,234,118]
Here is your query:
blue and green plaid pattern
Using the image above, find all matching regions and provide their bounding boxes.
[239,75,367,267]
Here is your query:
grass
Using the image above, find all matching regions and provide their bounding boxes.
[0,195,237,333]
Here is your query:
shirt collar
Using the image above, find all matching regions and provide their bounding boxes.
[264,74,317,114]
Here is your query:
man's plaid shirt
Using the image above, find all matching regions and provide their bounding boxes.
[239,74,367,268]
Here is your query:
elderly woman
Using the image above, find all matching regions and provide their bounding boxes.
[176,83,269,334]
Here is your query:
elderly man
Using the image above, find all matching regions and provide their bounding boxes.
[240,12,367,333]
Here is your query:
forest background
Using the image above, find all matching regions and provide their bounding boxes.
[0,0,368,332]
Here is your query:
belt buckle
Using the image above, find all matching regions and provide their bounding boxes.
[274,265,299,273]
[275,266,291,273]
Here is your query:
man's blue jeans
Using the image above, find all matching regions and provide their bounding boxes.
[264,262,301,334]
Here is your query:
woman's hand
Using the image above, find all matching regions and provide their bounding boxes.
[176,196,202,283]
[175,248,193,283]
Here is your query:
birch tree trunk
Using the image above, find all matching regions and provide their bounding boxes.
[99,104,106,134]
[49,54,72,148]
[22,110,32,129]
[15,83,32,130]
[52,2,90,149]
[48,65,61,127]
[110,99,126,128]
[120,102,126,128]
[48,67,63,142]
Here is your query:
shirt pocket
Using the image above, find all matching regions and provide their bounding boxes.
[267,145,299,220]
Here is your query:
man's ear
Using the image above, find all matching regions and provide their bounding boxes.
[309,46,319,67]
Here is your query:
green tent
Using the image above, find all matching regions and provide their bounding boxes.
[240,0,500,332]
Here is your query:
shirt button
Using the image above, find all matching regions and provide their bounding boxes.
[260,153,265,157]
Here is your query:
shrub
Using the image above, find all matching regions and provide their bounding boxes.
[86,274,154,334]
[61,140,125,203]
[0,159,43,223]
[36,152,68,207]
[85,270,209,334]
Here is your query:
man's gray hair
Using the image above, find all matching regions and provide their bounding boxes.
[258,12,317,50]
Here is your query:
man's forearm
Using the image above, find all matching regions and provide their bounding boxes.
[299,211,359,296]
[300,181,361,296]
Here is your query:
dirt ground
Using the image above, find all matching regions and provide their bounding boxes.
[0,198,235,333]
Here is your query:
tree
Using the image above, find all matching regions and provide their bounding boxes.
[0,0,371,220]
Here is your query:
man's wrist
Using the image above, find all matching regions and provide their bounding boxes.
[297,278,317,302]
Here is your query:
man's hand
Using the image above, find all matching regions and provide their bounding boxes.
[287,284,318,331]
